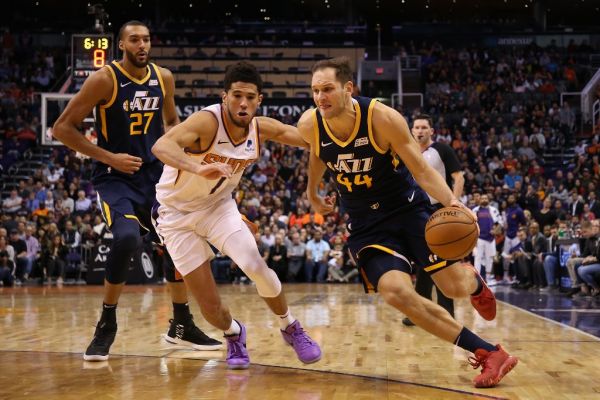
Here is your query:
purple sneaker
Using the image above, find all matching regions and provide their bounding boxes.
[225,320,250,369]
[281,320,322,364]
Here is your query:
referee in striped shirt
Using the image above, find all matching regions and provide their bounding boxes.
[404,114,464,326]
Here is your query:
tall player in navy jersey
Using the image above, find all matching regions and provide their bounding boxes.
[297,57,518,388]
[53,21,221,361]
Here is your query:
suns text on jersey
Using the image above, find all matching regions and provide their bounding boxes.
[202,153,256,174]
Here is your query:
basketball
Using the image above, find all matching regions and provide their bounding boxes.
[425,207,479,260]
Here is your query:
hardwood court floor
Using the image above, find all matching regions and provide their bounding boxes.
[1,283,599,400]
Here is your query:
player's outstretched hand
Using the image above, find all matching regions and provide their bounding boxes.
[196,162,233,180]
[311,193,337,215]
[449,198,478,222]
[109,153,143,174]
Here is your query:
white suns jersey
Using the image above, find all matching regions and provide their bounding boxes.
[156,103,260,212]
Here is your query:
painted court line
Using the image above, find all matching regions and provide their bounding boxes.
[499,300,600,341]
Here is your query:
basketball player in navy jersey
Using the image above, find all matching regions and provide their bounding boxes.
[401,114,463,326]
[297,57,518,388]
[53,21,221,361]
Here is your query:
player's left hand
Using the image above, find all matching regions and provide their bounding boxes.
[196,162,232,180]
[311,193,337,215]
[449,198,477,222]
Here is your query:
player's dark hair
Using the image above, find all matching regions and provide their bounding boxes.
[311,57,353,85]
[223,61,263,93]
[118,20,149,41]
[413,114,434,128]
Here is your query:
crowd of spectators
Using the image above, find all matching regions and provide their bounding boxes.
[1,36,599,299]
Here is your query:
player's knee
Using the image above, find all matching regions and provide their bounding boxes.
[254,267,282,298]
[114,231,139,253]
[378,278,416,306]
[105,261,130,284]
[436,280,463,298]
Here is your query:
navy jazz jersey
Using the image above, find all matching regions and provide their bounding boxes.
[92,61,166,232]
[314,96,447,293]
[93,60,165,185]
[314,96,427,219]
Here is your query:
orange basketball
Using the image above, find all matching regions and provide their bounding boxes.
[425,207,479,260]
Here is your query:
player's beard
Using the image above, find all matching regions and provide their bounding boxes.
[126,49,149,68]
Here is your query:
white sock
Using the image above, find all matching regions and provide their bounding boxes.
[277,310,295,330]
[224,319,241,336]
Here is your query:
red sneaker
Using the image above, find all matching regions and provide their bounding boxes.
[469,267,497,320]
[469,345,518,388]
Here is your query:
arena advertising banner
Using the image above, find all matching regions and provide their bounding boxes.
[175,98,314,120]
[87,240,158,285]
[41,94,314,146]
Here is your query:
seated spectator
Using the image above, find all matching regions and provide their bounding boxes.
[74,190,91,214]
[327,236,358,283]
[0,250,15,287]
[2,190,22,214]
[286,232,306,282]
[509,228,533,289]
[565,220,598,296]
[528,222,547,289]
[0,236,15,264]
[8,229,28,282]
[42,234,67,284]
[304,229,330,283]
[267,234,288,282]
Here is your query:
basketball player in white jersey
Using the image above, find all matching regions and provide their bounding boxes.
[151,61,321,369]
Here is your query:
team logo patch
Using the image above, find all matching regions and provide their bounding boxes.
[354,137,369,147]
[149,79,159,86]
[428,253,439,263]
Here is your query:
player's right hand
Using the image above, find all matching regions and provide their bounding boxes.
[311,193,337,215]
[109,153,143,174]
[196,162,232,180]
[449,198,477,222]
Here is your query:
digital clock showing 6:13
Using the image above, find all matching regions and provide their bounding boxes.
[72,34,113,73]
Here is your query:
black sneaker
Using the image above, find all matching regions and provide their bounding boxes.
[84,321,117,361]
[402,317,415,327]
[164,317,223,350]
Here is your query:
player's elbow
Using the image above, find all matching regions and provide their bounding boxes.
[151,140,164,158]
[51,118,67,141]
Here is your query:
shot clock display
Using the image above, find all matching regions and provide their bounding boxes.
[71,34,113,78]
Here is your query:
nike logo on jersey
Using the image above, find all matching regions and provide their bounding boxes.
[321,141,333,147]
[218,140,229,144]
[408,191,415,202]
[120,82,132,87]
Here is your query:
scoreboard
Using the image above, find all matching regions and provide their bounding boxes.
[71,34,113,78]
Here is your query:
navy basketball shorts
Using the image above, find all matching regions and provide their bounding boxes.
[347,206,452,293]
